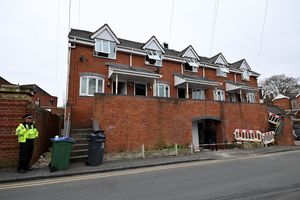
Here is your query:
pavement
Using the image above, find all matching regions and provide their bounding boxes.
[1,145,300,184]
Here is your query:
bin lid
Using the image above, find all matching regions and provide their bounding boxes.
[87,131,106,140]
[51,137,75,143]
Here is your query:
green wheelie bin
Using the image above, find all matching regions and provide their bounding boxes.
[49,137,75,172]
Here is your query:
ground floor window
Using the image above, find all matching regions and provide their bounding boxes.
[214,90,225,101]
[157,83,170,97]
[80,76,104,96]
[246,93,256,103]
[228,93,237,102]
[192,89,205,100]
[135,83,147,96]
[178,88,186,98]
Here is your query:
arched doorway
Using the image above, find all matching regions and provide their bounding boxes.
[192,116,221,151]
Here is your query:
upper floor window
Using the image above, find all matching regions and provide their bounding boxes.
[214,90,225,101]
[156,83,170,97]
[241,70,250,81]
[216,66,229,77]
[192,89,205,100]
[184,58,198,72]
[246,93,256,103]
[145,50,162,67]
[94,39,116,59]
[80,76,104,96]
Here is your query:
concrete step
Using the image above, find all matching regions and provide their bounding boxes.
[71,149,88,157]
[70,128,93,134]
[72,143,89,150]
[70,155,88,163]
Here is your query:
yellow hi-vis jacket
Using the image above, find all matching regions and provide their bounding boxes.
[16,123,39,143]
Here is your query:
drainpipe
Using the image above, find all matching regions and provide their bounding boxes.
[181,63,184,74]
[130,49,133,67]
[234,73,237,83]
[186,82,189,99]
[202,67,206,78]
[115,74,118,94]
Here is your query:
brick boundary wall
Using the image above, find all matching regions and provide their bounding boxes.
[93,94,272,153]
[0,99,60,168]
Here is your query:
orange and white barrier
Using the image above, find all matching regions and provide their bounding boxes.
[268,112,282,125]
[261,131,275,145]
[233,129,262,142]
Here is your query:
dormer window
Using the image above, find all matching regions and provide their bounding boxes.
[184,58,198,72]
[216,66,229,77]
[241,70,250,81]
[94,39,116,59]
[145,50,162,67]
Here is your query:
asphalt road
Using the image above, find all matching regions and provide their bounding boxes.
[1,150,300,200]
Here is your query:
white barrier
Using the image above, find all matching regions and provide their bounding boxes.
[233,129,262,142]
[268,112,282,125]
[261,131,275,145]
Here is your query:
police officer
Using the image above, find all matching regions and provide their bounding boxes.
[16,114,39,173]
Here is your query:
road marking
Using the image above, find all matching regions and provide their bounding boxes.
[1,149,299,190]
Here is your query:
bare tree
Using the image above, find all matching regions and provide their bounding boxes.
[259,74,300,98]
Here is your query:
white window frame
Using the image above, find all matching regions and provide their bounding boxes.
[214,90,225,101]
[95,39,110,54]
[134,82,147,96]
[228,93,237,102]
[145,50,162,67]
[246,93,256,103]
[156,83,170,98]
[242,70,250,81]
[184,58,199,73]
[79,76,104,96]
[192,89,205,100]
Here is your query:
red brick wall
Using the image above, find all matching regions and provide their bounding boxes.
[0,99,60,168]
[93,94,269,153]
[276,116,294,145]
[273,98,291,110]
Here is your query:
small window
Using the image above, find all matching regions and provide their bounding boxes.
[35,98,40,106]
[246,93,256,103]
[214,90,225,101]
[192,89,205,100]
[216,67,229,77]
[184,59,198,72]
[157,84,170,97]
[80,76,104,96]
[242,70,250,81]
[94,39,116,59]
[135,83,147,96]
[145,50,162,67]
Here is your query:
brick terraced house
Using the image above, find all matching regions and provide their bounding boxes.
[67,24,293,153]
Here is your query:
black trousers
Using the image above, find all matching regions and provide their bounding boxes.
[18,139,34,170]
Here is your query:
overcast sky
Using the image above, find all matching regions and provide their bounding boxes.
[1,0,299,106]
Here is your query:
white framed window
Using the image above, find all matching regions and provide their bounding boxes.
[242,70,250,81]
[94,39,116,59]
[184,58,199,72]
[214,90,225,101]
[246,93,256,103]
[228,93,237,102]
[134,83,147,96]
[216,67,229,77]
[145,50,162,67]
[192,89,205,100]
[156,83,170,97]
[80,76,104,96]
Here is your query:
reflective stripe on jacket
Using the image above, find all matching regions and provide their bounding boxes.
[15,123,39,143]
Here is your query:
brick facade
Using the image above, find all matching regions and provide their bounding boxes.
[93,94,269,153]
